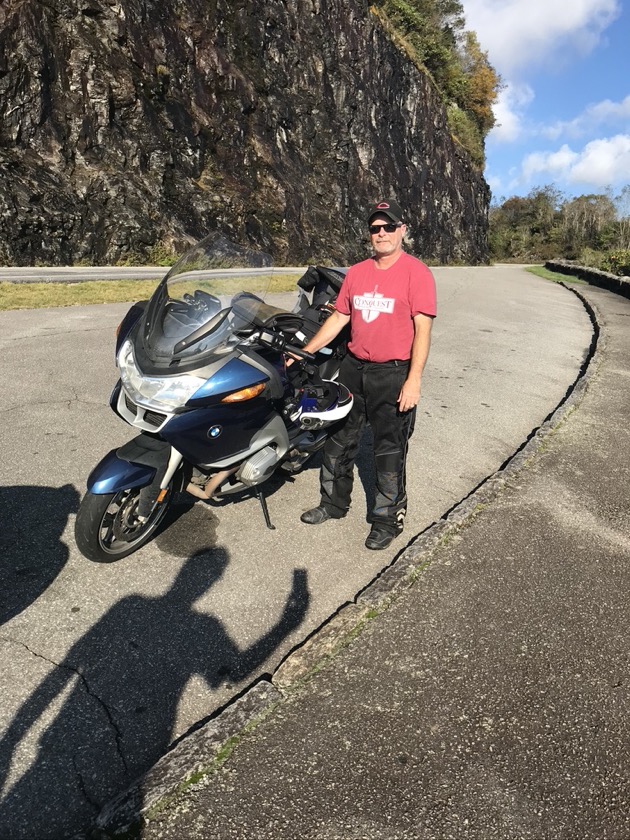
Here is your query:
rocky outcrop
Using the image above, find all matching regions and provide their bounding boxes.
[0,0,490,266]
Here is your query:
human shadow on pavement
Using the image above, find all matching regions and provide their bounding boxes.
[0,547,309,840]
[0,484,79,626]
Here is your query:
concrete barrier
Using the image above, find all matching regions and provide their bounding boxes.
[545,259,630,299]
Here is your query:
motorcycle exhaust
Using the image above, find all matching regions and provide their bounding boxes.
[185,467,239,500]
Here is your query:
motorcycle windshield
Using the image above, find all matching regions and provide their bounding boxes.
[140,234,275,369]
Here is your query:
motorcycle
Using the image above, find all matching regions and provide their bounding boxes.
[74,234,352,562]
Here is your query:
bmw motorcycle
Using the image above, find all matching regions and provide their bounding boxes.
[74,234,352,562]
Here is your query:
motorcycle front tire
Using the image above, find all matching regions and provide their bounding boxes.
[74,483,173,563]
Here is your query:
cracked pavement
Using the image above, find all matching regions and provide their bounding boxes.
[0,267,593,839]
[134,282,630,840]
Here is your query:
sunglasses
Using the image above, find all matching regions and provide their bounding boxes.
[368,222,402,235]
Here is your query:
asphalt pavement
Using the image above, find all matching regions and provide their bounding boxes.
[0,267,596,839]
[95,281,630,839]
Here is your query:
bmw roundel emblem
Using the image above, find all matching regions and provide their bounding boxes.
[208,425,223,439]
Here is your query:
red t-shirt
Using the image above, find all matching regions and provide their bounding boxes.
[335,252,437,363]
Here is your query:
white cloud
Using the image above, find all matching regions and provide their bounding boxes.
[485,172,504,195]
[570,135,630,184]
[459,1,626,195]
[543,95,630,140]
[521,145,580,180]
[489,83,534,143]
[519,135,630,188]
[462,0,621,77]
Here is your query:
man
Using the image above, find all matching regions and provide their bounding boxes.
[298,199,437,550]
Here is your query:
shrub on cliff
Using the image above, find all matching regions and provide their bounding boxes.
[372,0,501,166]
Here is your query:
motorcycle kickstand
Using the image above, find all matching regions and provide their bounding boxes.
[255,488,276,530]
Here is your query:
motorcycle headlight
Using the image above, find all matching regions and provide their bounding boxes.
[117,340,207,410]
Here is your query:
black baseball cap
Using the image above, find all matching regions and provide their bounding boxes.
[367,199,404,225]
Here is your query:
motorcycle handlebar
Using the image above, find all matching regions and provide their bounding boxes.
[258,329,316,362]
[284,345,317,362]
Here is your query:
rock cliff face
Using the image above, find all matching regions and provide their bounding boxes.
[0,0,490,265]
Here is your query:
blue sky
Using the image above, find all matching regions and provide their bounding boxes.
[461,0,630,204]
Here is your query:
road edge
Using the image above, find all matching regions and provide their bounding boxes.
[91,283,601,839]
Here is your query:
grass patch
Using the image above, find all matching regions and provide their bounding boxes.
[0,280,162,311]
[142,701,282,828]
[0,274,303,311]
[526,265,586,285]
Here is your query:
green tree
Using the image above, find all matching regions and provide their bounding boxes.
[488,186,630,266]
[613,185,630,249]
[561,194,616,255]
[459,31,499,136]
[488,186,563,261]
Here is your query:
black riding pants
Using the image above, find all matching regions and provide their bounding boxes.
[319,353,415,533]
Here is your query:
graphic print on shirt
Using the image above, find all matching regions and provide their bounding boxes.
[353,286,395,323]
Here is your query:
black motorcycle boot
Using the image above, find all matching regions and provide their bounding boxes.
[365,524,403,550]
[300,505,346,525]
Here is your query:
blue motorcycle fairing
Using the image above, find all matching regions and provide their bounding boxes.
[187,357,269,406]
[160,400,275,465]
[86,449,157,495]
[115,301,147,356]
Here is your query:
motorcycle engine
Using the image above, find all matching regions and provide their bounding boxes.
[237,446,280,486]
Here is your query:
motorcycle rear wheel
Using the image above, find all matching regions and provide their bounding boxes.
[75,485,173,562]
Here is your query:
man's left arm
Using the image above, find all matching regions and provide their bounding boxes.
[398,313,433,412]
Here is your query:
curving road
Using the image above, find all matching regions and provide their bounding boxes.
[0,266,592,839]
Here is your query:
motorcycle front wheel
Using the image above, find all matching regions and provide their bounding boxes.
[74,484,173,562]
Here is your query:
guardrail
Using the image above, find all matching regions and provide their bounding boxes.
[545,259,630,299]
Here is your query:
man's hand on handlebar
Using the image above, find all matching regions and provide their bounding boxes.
[256,328,315,367]
[286,347,315,367]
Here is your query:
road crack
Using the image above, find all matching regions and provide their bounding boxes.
[0,396,104,415]
[0,635,130,779]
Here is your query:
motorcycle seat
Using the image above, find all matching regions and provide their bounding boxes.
[232,294,302,333]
